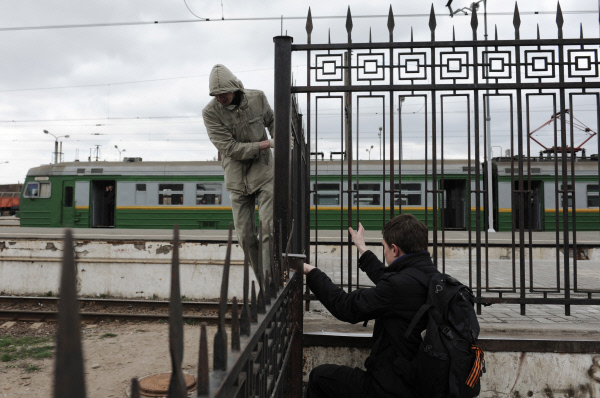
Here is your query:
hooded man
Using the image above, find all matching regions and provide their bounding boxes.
[202,64,274,279]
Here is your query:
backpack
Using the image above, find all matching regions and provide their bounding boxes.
[401,268,485,398]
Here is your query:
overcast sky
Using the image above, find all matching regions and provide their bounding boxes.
[0,0,599,185]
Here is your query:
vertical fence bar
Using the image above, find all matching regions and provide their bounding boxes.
[429,5,439,266]
[471,6,484,316]
[168,225,187,397]
[214,224,232,371]
[285,254,306,398]
[513,4,528,316]
[556,3,571,316]
[53,229,86,398]
[274,35,294,265]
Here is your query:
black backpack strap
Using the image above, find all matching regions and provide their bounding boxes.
[401,267,432,339]
[403,302,431,339]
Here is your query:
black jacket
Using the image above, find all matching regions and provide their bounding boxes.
[306,250,438,397]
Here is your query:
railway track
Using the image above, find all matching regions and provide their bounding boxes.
[0,296,235,324]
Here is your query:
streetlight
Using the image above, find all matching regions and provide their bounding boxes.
[378,126,382,160]
[0,161,8,165]
[366,145,374,160]
[43,130,70,164]
[115,145,126,161]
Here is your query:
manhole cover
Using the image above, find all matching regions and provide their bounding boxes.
[137,372,197,397]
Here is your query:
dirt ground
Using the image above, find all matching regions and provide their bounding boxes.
[0,321,217,398]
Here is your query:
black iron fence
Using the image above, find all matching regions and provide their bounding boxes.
[53,225,305,397]
[273,3,600,316]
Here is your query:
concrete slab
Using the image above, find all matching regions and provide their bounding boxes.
[1,321,16,329]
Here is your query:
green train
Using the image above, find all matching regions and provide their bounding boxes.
[18,157,599,231]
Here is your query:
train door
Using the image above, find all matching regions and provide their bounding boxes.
[513,180,543,231]
[441,180,466,230]
[61,181,75,227]
[91,180,115,228]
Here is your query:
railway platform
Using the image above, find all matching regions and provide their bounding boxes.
[1,225,599,246]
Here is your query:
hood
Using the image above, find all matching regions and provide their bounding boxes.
[208,64,245,96]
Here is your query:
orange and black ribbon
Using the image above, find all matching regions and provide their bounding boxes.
[466,345,485,388]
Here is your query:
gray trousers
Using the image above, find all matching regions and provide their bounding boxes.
[229,179,273,281]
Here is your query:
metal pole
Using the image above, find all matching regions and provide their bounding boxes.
[484,0,495,232]
[273,35,293,266]
[54,140,59,164]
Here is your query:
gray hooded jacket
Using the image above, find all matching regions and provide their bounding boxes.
[202,64,274,195]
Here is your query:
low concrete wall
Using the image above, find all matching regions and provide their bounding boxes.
[0,238,257,300]
[303,333,600,397]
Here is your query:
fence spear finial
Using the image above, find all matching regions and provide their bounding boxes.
[471,3,478,35]
[429,4,437,33]
[580,22,584,39]
[513,3,521,39]
[495,24,498,40]
[346,6,353,42]
[306,7,313,44]
[453,26,456,42]
[556,2,564,32]
[537,24,541,40]
[387,5,395,42]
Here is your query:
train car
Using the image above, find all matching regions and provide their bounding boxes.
[494,155,599,231]
[19,160,234,229]
[19,157,599,231]
[309,159,485,231]
[0,193,19,216]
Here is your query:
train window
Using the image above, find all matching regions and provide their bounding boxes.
[588,185,599,207]
[23,182,51,198]
[196,183,222,205]
[159,184,184,191]
[136,184,146,191]
[64,187,73,207]
[353,194,380,206]
[394,193,422,206]
[313,194,339,205]
[314,183,340,191]
[353,183,381,191]
[159,193,184,205]
[394,183,421,191]
[159,183,184,205]
[560,184,574,208]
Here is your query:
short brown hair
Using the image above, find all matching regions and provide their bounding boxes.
[382,214,428,254]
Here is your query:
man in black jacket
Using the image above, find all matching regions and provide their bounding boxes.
[304,214,438,398]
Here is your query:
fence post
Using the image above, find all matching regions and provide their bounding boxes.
[284,253,306,398]
[273,35,293,265]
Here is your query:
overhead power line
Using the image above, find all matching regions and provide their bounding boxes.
[0,10,597,32]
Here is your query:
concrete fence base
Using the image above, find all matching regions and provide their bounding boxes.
[303,333,600,397]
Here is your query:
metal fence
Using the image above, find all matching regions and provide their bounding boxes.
[273,3,600,316]
[53,225,305,397]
